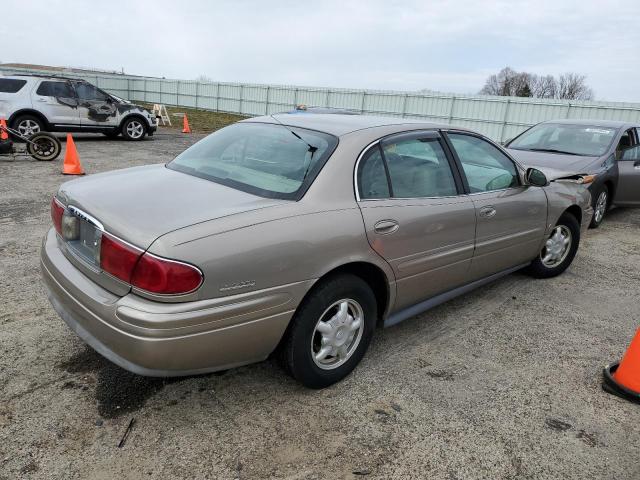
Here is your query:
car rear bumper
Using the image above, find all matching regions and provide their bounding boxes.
[41,228,307,376]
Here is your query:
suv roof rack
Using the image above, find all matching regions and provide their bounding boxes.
[0,72,87,82]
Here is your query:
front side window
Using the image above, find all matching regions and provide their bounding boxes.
[0,79,27,93]
[448,133,519,193]
[508,123,617,157]
[75,83,110,101]
[382,137,457,198]
[620,144,640,161]
[168,123,337,200]
[36,81,75,98]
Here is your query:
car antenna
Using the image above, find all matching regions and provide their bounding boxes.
[270,114,317,153]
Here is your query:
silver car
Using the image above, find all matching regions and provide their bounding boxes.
[41,114,593,388]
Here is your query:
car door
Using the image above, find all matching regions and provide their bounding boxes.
[33,80,80,126]
[444,131,547,280]
[73,82,119,128]
[615,128,640,206]
[356,130,476,312]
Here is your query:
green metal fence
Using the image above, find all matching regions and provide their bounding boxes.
[2,66,640,142]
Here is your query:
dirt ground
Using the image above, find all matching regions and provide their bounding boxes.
[1,129,639,480]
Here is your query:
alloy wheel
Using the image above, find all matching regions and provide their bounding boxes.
[126,120,144,139]
[311,299,364,370]
[594,191,608,224]
[540,225,572,268]
[17,119,41,136]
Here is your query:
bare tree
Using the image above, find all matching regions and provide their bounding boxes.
[557,73,593,100]
[479,67,594,100]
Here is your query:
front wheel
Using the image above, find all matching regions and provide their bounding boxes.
[525,212,580,278]
[279,274,377,388]
[121,117,147,141]
[589,185,609,229]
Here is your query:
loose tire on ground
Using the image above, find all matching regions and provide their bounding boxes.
[279,274,377,389]
[525,212,580,279]
[26,132,61,161]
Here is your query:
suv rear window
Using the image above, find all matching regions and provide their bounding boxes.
[0,79,27,93]
[36,81,75,97]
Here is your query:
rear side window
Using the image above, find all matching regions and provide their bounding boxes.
[36,81,75,98]
[358,146,390,199]
[383,138,458,198]
[0,79,27,93]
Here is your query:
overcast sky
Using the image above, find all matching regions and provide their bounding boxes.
[2,0,639,102]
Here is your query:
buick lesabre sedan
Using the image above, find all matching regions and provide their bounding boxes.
[507,120,640,228]
[42,115,593,388]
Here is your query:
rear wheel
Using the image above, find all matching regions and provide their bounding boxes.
[279,274,377,388]
[27,132,61,161]
[12,114,45,139]
[525,212,580,278]
[121,117,147,141]
[589,185,609,228]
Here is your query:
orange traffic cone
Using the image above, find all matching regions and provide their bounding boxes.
[0,118,8,141]
[182,114,191,134]
[603,328,640,404]
[62,134,85,175]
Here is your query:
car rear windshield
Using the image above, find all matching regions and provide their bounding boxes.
[167,122,338,200]
[508,123,617,157]
[0,79,27,93]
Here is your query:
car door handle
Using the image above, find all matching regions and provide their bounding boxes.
[374,219,399,235]
[479,206,497,218]
[36,98,48,102]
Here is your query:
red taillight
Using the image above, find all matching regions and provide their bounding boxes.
[100,232,202,295]
[131,253,203,295]
[51,197,65,235]
[100,233,143,283]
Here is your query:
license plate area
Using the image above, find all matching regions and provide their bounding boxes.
[65,208,103,266]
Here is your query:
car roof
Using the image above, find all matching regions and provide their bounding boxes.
[243,113,450,136]
[1,74,82,82]
[540,119,637,129]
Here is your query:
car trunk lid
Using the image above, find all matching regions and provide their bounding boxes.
[56,164,288,295]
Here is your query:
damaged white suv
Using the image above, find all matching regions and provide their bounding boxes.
[0,74,157,140]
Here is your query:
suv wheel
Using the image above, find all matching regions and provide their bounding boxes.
[12,115,45,138]
[525,212,580,278]
[279,274,377,388]
[121,117,147,141]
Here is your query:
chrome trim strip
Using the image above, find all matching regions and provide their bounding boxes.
[68,205,105,231]
[353,139,381,202]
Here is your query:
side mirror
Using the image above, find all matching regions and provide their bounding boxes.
[525,168,549,187]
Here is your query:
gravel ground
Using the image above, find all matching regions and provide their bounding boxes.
[1,129,639,480]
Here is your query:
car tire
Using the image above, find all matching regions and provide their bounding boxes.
[11,114,45,139]
[121,117,147,141]
[525,212,580,279]
[589,185,609,229]
[279,274,377,389]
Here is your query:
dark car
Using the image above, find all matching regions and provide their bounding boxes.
[506,120,640,227]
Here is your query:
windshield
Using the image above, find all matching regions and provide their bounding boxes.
[167,122,338,199]
[508,123,617,157]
